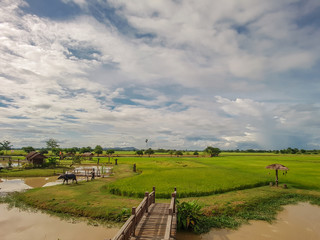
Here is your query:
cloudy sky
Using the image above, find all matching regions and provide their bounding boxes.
[1,0,320,150]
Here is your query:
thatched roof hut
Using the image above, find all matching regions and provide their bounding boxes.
[26,151,46,165]
[82,152,94,159]
[266,163,289,187]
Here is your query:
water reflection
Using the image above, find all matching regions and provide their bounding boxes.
[0,204,119,240]
[177,202,320,240]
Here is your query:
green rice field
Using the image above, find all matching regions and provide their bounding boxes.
[108,154,320,198]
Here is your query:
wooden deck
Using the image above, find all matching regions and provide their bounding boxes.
[132,203,176,240]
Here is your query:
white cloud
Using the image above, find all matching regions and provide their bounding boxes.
[0,0,320,149]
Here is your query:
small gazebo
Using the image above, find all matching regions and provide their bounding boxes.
[266,163,289,187]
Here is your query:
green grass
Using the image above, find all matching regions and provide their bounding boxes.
[0,168,67,177]
[107,154,320,198]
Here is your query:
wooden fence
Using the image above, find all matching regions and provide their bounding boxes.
[111,187,156,240]
[163,188,177,240]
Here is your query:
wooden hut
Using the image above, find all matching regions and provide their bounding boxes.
[25,151,46,165]
[82,152,94,160]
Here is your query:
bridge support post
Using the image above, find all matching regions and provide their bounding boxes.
[153,186,156,203]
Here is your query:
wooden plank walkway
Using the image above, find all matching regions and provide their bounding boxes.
[111,187,177,240]
[132,203,176,240]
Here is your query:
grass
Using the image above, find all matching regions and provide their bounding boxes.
[0,168,67,177]
[107,154,320,198]
[2,153,320,233]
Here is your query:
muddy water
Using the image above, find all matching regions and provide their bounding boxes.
[0,204,119,240]
[0,177,62,193]
[177,202,320,240]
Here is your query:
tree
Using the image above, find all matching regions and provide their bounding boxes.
[136,150,144,157]
[144,148,154,157]
[193,151,199,156]
[0,140,12,155]
[79,146,92,154]
[107,149,115,163]
[22,146,35,153]
[204,146,221,157]
[46,138,59,149]
[176,150,183,157]
[65,147,77,155]
[94,145,103,156]
[39,148,48,155]
[168,150,174,157]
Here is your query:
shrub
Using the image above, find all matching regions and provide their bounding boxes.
[177,201,203,232]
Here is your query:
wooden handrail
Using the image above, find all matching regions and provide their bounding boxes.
[163,188,177,240]
[112,187,156,240]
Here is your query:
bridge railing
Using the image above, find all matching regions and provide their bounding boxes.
[112,187,156,240]
[163,188,177,240]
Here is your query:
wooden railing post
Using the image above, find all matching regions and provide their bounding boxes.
[153,186,156,203]
[145,192,149,213]
[172,192,176,213]
[132,207,136,237]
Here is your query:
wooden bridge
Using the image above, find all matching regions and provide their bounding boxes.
[111,187,177,240]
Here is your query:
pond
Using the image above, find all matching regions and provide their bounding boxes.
[177,202,320,240]
[0,203,119,240]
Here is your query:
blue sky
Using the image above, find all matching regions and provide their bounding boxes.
[1,0,320,150]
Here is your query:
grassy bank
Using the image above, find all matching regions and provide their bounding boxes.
[0,168,67,177]
[177,186,320,233]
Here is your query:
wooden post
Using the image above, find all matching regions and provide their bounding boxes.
[153,186,156,203]
[172,192,176,213]
[275,169,278,187]
[115,159,118,165]
[133,164,136,172]
[145,192,149,213]
[132,207,136,237]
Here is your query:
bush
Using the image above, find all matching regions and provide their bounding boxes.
[177,201,203,232]
[47,157,58,167]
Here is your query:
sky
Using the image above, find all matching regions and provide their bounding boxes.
[1,0,320,150]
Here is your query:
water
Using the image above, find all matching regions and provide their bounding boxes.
[0,204,119,240]
[0,177,62,193]
[177,202,320,240]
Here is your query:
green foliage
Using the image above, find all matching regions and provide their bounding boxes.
[47,157,58,167]
[115,208,131,222]
[39,148,48,155]
[176,150,183,157]
[52,148,62,156]
[94,145,103,155]
[46,138,59,149]
[79,146,92,153]
[65,147,77,155]
[136,150,144,156]
[204,146,221,157]
[144,148,154,157]
[22,146,35,153]
[72,155,82,165]
[0,140,12,154]
[177,201,203,232]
